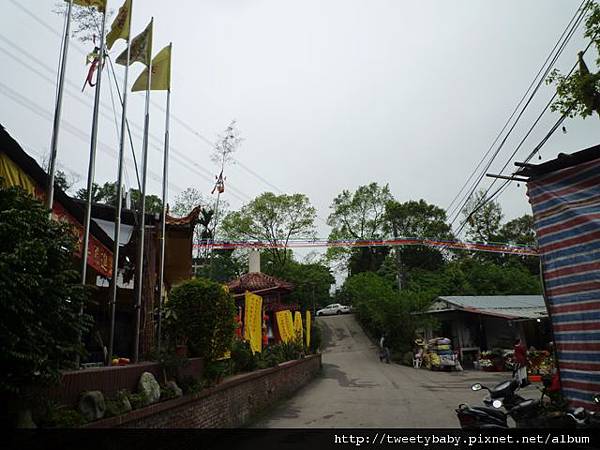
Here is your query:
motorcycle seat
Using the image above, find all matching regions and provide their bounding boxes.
[470,405,507,421]
[490,379,519,398]
[509,399,539,415]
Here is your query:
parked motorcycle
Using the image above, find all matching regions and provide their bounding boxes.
[471,379,525,410]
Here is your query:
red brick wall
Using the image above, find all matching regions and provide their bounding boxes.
[47,358,204,406]
[86,354,321,428]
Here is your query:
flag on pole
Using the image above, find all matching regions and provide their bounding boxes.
[131,44,171,92]
[106,0,132,49]
[211,169,225,194]
[82,46,101,91]
[116,18,153,66]
[67,0,107,12]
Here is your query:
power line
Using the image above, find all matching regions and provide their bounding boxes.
[446,0,587,217]
[0,79,186,194]
[0,31,253,204]
[447,0,589,226]
[456,32,597,237]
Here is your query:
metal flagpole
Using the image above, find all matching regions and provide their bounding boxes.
[133,20,153,362]
[156,43,172,353]
[81,9,107,285]
[107,5,133,366]
[47,0,74,213]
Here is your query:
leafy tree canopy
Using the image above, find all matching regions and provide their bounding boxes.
[76,181,162,214]
[221,192,316,268]
[0,185,91,400]
[327,182,393,273]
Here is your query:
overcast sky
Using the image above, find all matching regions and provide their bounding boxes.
[2,0,599,252]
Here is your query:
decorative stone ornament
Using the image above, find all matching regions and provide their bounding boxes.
[138,372,161,404]
[78,391,106,421]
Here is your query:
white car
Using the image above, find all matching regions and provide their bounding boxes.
[316,303,351,316]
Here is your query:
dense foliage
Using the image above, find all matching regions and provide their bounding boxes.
[547,0,600,119]
[164,278,236,362]
[0,185,90,397]
[221,192,317,268]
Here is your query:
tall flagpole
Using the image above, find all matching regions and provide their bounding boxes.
[47,0,74,213]
[157,43,172,353]
[81,9,107,285]
[107,4,133,366]
[133,18,153,362]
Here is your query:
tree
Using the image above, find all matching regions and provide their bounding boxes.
[263,255,335,311]
[327,182,394,274]
[171,187,207,218]
[338,272,434,353]
[221,192,316,268]
[497,214,540,275]
[463,190,503,243]
[498,214,536,246]
[0,185,91,414]
[54,170,71,192]
[75,181,162,214]
[53,2,112,43]
[164,278,235,362]
[385,199,454,278]
[547,1,600,119]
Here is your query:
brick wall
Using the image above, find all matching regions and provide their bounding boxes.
[47,358,204,406]
[86,354,321,428]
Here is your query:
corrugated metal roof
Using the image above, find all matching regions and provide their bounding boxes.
[436,295,548,320]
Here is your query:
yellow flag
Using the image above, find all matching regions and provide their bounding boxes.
[276,310,295,343]
[305,311,311,349]
[106,0,131,50]
[294,311,303,342]
[67,0,107,12]
[132,44,171,92]
[244,292,263,354]
[116,18,152,66]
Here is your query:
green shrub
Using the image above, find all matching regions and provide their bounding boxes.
[160,384,178,401]
[178,376,205,395]
[231,340,257,373]
[0,185,91,402]
[203,360,231,385]
[164,278,235,362]
[125,392,148,410]
[269,341,303,363]
[38,402,86,428]
[103,389,132,417]
[147,346,189,384]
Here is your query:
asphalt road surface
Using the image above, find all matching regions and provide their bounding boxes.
[253,314,538,428]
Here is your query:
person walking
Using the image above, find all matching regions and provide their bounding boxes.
[513,338,529,387]
[379,334,391,364]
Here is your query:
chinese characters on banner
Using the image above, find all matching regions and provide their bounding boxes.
[244,292,263,353]
[276,310,295,343]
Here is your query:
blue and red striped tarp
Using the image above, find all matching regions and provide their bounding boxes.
[527,157,600,411]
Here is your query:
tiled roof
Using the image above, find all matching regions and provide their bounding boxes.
[432,295,548,320]
[166,205,203,227]
[227,272,294,294]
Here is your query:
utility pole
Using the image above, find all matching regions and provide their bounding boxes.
[393,225,402,290]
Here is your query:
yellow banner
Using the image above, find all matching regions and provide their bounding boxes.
[132,44,171,92]
[0,153,36,195]
[294,311,303,342]
[306,311,311,349]
[106,0,131,50]
[276,310,295,343]
[116,18,152,66]
[244,292,262,353]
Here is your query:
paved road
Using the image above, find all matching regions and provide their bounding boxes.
[253,314,538,428]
